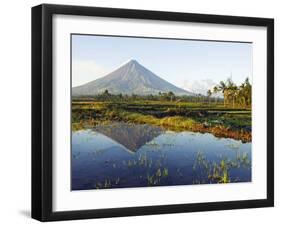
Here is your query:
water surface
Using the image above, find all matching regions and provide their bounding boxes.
[72,122,251,190]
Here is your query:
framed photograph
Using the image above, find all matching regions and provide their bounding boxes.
[32,4,274,221]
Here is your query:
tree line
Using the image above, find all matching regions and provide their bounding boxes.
[207,77,251,108]
[73,89,223,103]
[73,77,251,108]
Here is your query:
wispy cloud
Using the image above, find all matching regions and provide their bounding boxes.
[182,79,221,96]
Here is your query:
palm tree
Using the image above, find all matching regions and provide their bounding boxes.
[214,77,251,108]
[239,77,251,108]
[243,78,252,107]
[225,78,237,108]
[215,81,227,107]
[230,85,238,108]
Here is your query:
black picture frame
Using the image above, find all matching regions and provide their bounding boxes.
[32,4,274,222]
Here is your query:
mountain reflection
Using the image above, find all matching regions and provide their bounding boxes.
[92,122,164,152]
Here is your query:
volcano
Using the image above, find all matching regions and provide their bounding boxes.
[72,59,192,96]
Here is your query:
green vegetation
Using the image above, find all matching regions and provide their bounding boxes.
[192,151,251,184]
[72,77,251,142]
[208,77,251,108]
[146,168,169,186]
[72,99,251,142]
[72,78,252,190]
[85,149,250,189]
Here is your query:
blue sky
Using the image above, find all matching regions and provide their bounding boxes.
[72,34,252,94]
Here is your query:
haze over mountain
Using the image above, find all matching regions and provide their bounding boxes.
[72,59,193,96]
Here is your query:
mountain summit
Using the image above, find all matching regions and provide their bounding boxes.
[72,59,192,96]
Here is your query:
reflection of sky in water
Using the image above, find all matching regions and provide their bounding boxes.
[72,123,251,190]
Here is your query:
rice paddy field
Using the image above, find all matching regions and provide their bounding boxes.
[71,100,252,190]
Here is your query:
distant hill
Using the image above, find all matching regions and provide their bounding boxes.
[72,59,193,96]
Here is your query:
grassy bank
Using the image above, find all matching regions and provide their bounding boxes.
[72,100,252,142]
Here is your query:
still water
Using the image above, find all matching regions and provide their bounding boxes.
[72,122,251,190]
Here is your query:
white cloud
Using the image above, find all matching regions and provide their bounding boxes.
[72,60,109,87]
[182,79,222,96]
